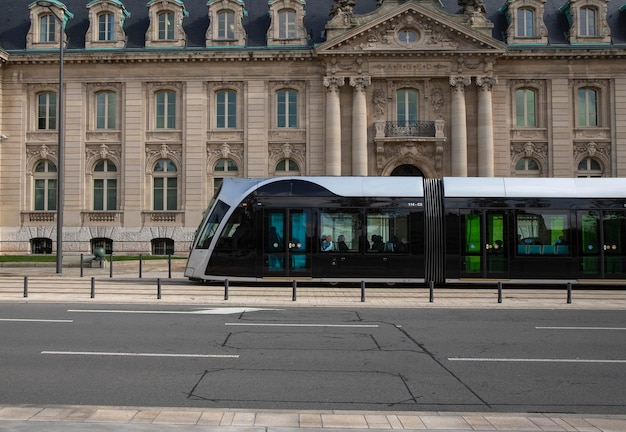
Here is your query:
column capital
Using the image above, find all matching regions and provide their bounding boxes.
[349,76,371,92]
[323,76,345,92]
[476,76,498,91]
[449,76,471,92]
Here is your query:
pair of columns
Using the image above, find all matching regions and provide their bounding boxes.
[324,74,497,177]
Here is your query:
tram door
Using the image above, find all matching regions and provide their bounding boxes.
[460,210,508,279]
[263,209,312,278]
[578,210,626,279]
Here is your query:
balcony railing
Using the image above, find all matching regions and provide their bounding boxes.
[375,119,445,139]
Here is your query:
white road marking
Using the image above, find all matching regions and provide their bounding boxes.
[41,351,238,358]
[536,326,626,331]
[448,357,626,363]
[225,323,378,328]
[0,319,73,323]
[67,307,279,315]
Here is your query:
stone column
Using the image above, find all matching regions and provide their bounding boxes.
[476,76,497,177]
[449,76,471,177]
[323,76,345,176]
[350,76,371,176]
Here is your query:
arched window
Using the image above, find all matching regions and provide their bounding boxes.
[516,8,534,37]
[213,158,238,196]
[577,87,598,127]
[216,90,237,128]
[158,11,175,40]
[515,88,537,127]
[275,158,300,176]
[31,237,53,254]
[34,160,57,211]
[98,12,115,41]
[38,92,57,130]
[218,10,235,39]
[39,13,56,42]
[93,160,118,211]
[96,91,117,129]
[155,90,176,129]
[277,89,297,128]
[152,238,174,255]
[396,89,418,127]
[153,159,178,210]
[515,157,541,177]
[278,9,296,39]
[579,7,596,36]
[577,157,603,177]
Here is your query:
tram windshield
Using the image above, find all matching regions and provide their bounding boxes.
[195,200,230,249]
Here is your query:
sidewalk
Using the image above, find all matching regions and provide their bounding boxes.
[1,262,626,432]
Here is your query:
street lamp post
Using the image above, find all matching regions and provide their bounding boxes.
[36,1,66,274]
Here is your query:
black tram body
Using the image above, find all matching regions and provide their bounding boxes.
[185,176,626,285]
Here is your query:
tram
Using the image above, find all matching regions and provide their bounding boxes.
[184,176,626,284]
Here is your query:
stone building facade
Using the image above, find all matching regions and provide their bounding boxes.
[0,0,625,255]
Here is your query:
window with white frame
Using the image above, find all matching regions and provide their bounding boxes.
[577,87,598,127]
[153,159,178,211]
[38,92,57,130]
[218,10,235,40]
[216,89,237,128]
[158,11,175,40]
[577,157,603,177]
[516,8,534,36]
[579,6,597,36]
[145,0,187,47]
[98,12,114,41]
[396,89,418,126]
[93,160,118,211]
[277,89,298,128]
[206,0,246,46]
[515,88,537,127]
[155,90,176,129]
[34,160,57,211]
[278,9,296,39]
[96,91,117,129]
[39,13,57,42]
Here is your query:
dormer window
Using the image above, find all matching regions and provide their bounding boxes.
[86,0,130,49]
[206,0,246,47]
[559,0,610,44]
[27,1,74,50]
[267,0,307,47]
[146,0,188,48]
[500,0,547,44]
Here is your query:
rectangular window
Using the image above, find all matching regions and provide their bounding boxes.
[396,89,418,127]
[279,10,296,39]
[98,13,114,41]
[96,92,117,129]
[319,210,361,252]
[93,179,117,211]
[577,88,598,127]
[216,90,236,128]
[158,12,174,40]
[166,177,177,210]
[156,90,176,129]
[38,93,57,130]
[94,179,104,211]
[516,9,534,37]
[39,15,56,42]
[277,90,297,128]
[218,11,235,39]
[515,89,536,127]
[516,211,569,255]
[366,210,409,253]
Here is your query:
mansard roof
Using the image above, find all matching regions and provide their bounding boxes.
[0,0,624,52]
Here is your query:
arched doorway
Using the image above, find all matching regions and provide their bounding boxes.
[390,164,424,177]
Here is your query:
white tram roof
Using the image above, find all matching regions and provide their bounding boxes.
[220,177,424,204]
[443,177,626,198]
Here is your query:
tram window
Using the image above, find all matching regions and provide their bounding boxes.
[515,211,569,255]
[366,210,409,253]
[214,207,253,251]
[195,200,230,249]
[319,210,360,252]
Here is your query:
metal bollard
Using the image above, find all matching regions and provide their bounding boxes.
[429,280,434,303]
[224,279,229,300]
[361,281,365,302]
[91,277,95,298]
[567,282,572,304]
[23,276,28,298]
[109,253,113,278]
[498,281,502,303]
[168,254,172,279]
[157,278,162,299]
[80,253,84,278]
[292,280,297,301]
[139,254,143,279]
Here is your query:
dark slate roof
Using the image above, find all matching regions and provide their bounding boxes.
[0,0,624,52]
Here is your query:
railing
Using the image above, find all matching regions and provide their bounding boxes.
[385,121,436,137]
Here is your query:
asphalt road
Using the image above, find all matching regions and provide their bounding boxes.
[1,303,625,414]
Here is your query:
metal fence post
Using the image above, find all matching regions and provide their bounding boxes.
[80,253,84,278]
[90,277,95,298]
[361,281,365,302]
[168,254,172,279]
[23,276,28,298]
[429,281,434,303]
[157,278,162,299]
[139,254,143,279]
[498,281,502,303]
[109,253,113,278]
[292,280,297,301]
[567,282,572,304]
[224,279,229,300]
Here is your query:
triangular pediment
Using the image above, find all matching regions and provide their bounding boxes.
[316,1,506,55]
